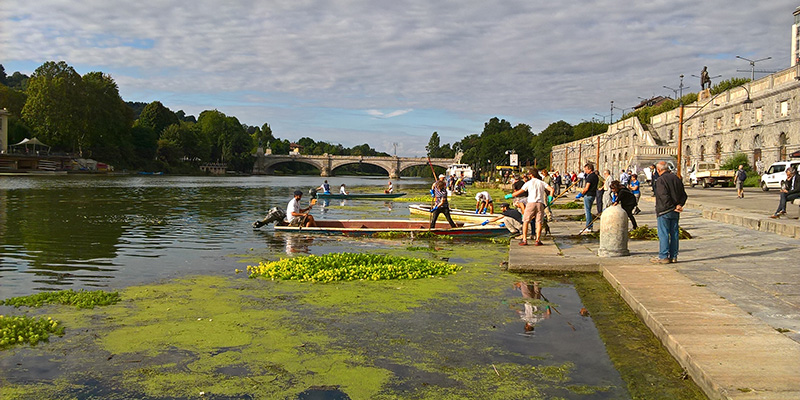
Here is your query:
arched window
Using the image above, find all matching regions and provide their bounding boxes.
[699,145,705,161]
[714,141,722,163]
[684,145,692,168]
[779,132,787,161]
[733,139,740,152]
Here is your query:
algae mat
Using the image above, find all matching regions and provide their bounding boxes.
[0,242,628,399]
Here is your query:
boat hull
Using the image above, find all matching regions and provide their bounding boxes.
[315,192,406,199]
[274,219,507,236]
[408,204,503,223]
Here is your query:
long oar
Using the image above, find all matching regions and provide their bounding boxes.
[426,157,440,228]
[577,212,602,235]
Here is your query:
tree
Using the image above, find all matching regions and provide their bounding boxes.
[196,110,253,172]
[426,132,442,157]
[136,101,179,137]
[81,71,134,159]
[711,78,750,96]
[0,84,27,116]
[0,64,6,86]
[22,61,85,152]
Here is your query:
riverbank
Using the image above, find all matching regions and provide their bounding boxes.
[508,198,800,399]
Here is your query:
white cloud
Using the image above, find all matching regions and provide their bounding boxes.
[365,109,413,118]
[1,0,797,155]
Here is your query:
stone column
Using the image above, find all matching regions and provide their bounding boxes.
[597,205,630,257]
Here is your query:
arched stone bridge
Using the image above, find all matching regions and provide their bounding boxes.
[253,153,461,179]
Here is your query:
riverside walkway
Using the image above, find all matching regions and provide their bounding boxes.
[507,188,800,400]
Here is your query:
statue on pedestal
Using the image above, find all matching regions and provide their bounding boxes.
[700,66,711,90]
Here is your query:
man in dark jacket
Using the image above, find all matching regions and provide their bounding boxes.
[770,167,800,218]
[652,162,687,264]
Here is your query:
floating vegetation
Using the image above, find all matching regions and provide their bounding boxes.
[629,225,692,240]
[247,252,462,282]
[563,214,588,221]
[490,236,511,245]
[371,231,453,240]
[406,246,431,251]
[391,196,435,202]
[1,289,121,309]
[551,201,584,209]
[0,315,65,349]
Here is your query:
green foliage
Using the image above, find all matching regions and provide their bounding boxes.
[710,77,750,96]
[21,61,85,152]
[628,225,692,240]
[0,84,27,116]
[197,110,254,172]
[456,117,537,174]
[135,101,179,137]
[720,152,752,173]
[1,289,121,309]
[247,252,462,282]
[81,71,134,161]
[743,175,760,187]
[0,315,65,349]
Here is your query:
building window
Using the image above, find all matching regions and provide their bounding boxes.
[779,132,788,161]
[668,129,674,140]
[715,141,722,163]
[733,139,740,152]
[699,145,705,161]
[780,100,789,117]
[687,125,692,136]
[716,117,722,130]
[755,107,763,122]
[734,112,742,127]
[699,120,706,134]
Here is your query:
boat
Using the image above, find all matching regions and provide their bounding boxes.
[408,204,503,223]
[314,192,406,199]
[446,164,474,184]
[273,219,508,237]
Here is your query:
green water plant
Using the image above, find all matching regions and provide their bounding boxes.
[1,289,121,309]
[371,231,453,240]
[247,252,462,282]
[0,315,65,349]
[629,225,692,240]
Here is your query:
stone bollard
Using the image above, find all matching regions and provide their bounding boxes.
[597,205,630,257]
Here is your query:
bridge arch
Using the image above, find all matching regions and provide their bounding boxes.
[253,153,460,179]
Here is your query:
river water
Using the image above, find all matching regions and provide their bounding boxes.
[0,174,634,399]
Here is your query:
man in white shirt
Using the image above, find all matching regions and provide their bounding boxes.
[511,169,553,246]
[286,190,316,227]
[475,191,494,214]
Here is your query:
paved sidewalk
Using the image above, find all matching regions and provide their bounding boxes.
[508,200,800,400]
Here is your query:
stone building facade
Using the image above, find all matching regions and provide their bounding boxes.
[551,64,800,179]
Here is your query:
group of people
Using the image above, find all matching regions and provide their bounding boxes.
[284,161,689,264]
[316,180,349,195]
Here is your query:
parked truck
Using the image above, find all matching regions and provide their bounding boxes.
[689,162,736,188]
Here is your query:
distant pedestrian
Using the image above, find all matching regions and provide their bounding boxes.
[652,161,687,264]
[734,165,747,199]
[649,164,660,196]
[769,167,800,219]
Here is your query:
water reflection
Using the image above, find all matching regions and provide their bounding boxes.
[513,281,551,335]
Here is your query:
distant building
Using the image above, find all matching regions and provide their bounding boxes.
[633,96,670,110]
[289,143,303,154]
[552,64,800,178]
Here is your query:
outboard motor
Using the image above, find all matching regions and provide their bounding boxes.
[252,207,287,229]
[308,187,318,199]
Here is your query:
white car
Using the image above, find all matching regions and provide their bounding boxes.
[760,160,800,191]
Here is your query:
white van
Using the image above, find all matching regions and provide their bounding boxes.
[760,160,800,191]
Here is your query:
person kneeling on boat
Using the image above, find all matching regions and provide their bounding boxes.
[482,203,523,236]
[287,190,316,227]
[339,184,348,195]
[430,179,457,229]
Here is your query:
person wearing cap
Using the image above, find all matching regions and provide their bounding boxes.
[474,191,494,214]
[286,190,316,227]
[482,203,523,236]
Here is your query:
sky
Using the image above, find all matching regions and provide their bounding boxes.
[0,1,796,156]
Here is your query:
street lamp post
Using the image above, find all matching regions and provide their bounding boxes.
[736,55,772,81]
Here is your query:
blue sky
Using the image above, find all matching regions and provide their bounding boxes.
[0,1,795,156]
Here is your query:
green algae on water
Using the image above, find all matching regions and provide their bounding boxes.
[1,289,121,309]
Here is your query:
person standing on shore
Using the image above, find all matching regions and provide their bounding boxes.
[652,161,687,264]
[511,168,553,246]
[575,164,598,234]
[628,173,641,215]
[734,165,747,199]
